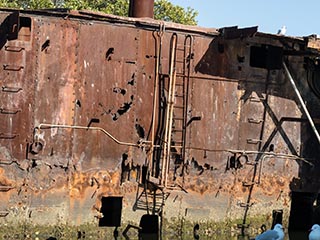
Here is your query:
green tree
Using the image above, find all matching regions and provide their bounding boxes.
[154,0,198,25]
[0,0,54,8]
[0,0,198,25]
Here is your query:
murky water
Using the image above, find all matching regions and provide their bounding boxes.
[161,231,309,240]
[192,231,309,240]
[0,224,312,240]
[0,230,311,240]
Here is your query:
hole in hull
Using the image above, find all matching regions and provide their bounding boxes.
[288,191,316,231]
[99,196,123,227]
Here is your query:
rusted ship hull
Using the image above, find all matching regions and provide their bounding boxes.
[0,7,320,234]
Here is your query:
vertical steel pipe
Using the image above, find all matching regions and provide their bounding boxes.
[129,0,154,18]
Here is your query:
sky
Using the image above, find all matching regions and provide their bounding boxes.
[170,0,320,37]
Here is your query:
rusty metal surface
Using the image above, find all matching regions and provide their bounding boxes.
[0,8,320,231]
[0,12,34,161]
[73,22,139,170]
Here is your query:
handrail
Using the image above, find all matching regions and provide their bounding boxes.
[161,33,178,187]
[37,123,151,148]
[185,146,312,165]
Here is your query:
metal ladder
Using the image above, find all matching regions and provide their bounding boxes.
[134,32,193,216]
[0,40,25,218]
[172,34,193,179]
[0,46,24,141]
[238,72,271,233]
[161,33,193,188]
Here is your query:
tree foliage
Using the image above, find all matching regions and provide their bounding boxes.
[0,0,54,9]
[0,0,198,25]
[154,0,197,25]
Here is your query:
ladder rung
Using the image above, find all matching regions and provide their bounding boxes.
[3,64,24,71]
[5,46,25,52]
[173,129,183,132]
[0,185,14,192]
[173,117,184,120]
[242,181,255,187]
[249,96,265,102]
[248,118,264,124]
[176,45,190,50]
[165,184,188,193]
[0,107,21,114]
[175,94,184,98]
[2,86,22,93]
[0,133,18,139]
[159,73,169,77]
[174,105,184,109]
[239,202,254,208]
[176,73,189,77]
[0,211,9,217]
[246,139,262,144]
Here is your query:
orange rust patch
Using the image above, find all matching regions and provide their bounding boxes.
[0,167,13,186]
[69,170,123,201]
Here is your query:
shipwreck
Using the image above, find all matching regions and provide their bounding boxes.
[0,0,320,237]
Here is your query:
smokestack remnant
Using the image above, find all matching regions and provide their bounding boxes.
[129,0,154,18]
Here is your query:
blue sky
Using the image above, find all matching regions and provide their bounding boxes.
[170,0,320,37]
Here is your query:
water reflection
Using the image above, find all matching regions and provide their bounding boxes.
[0,229,312,239]
[162,231,308,240]
[119,229,310,240]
